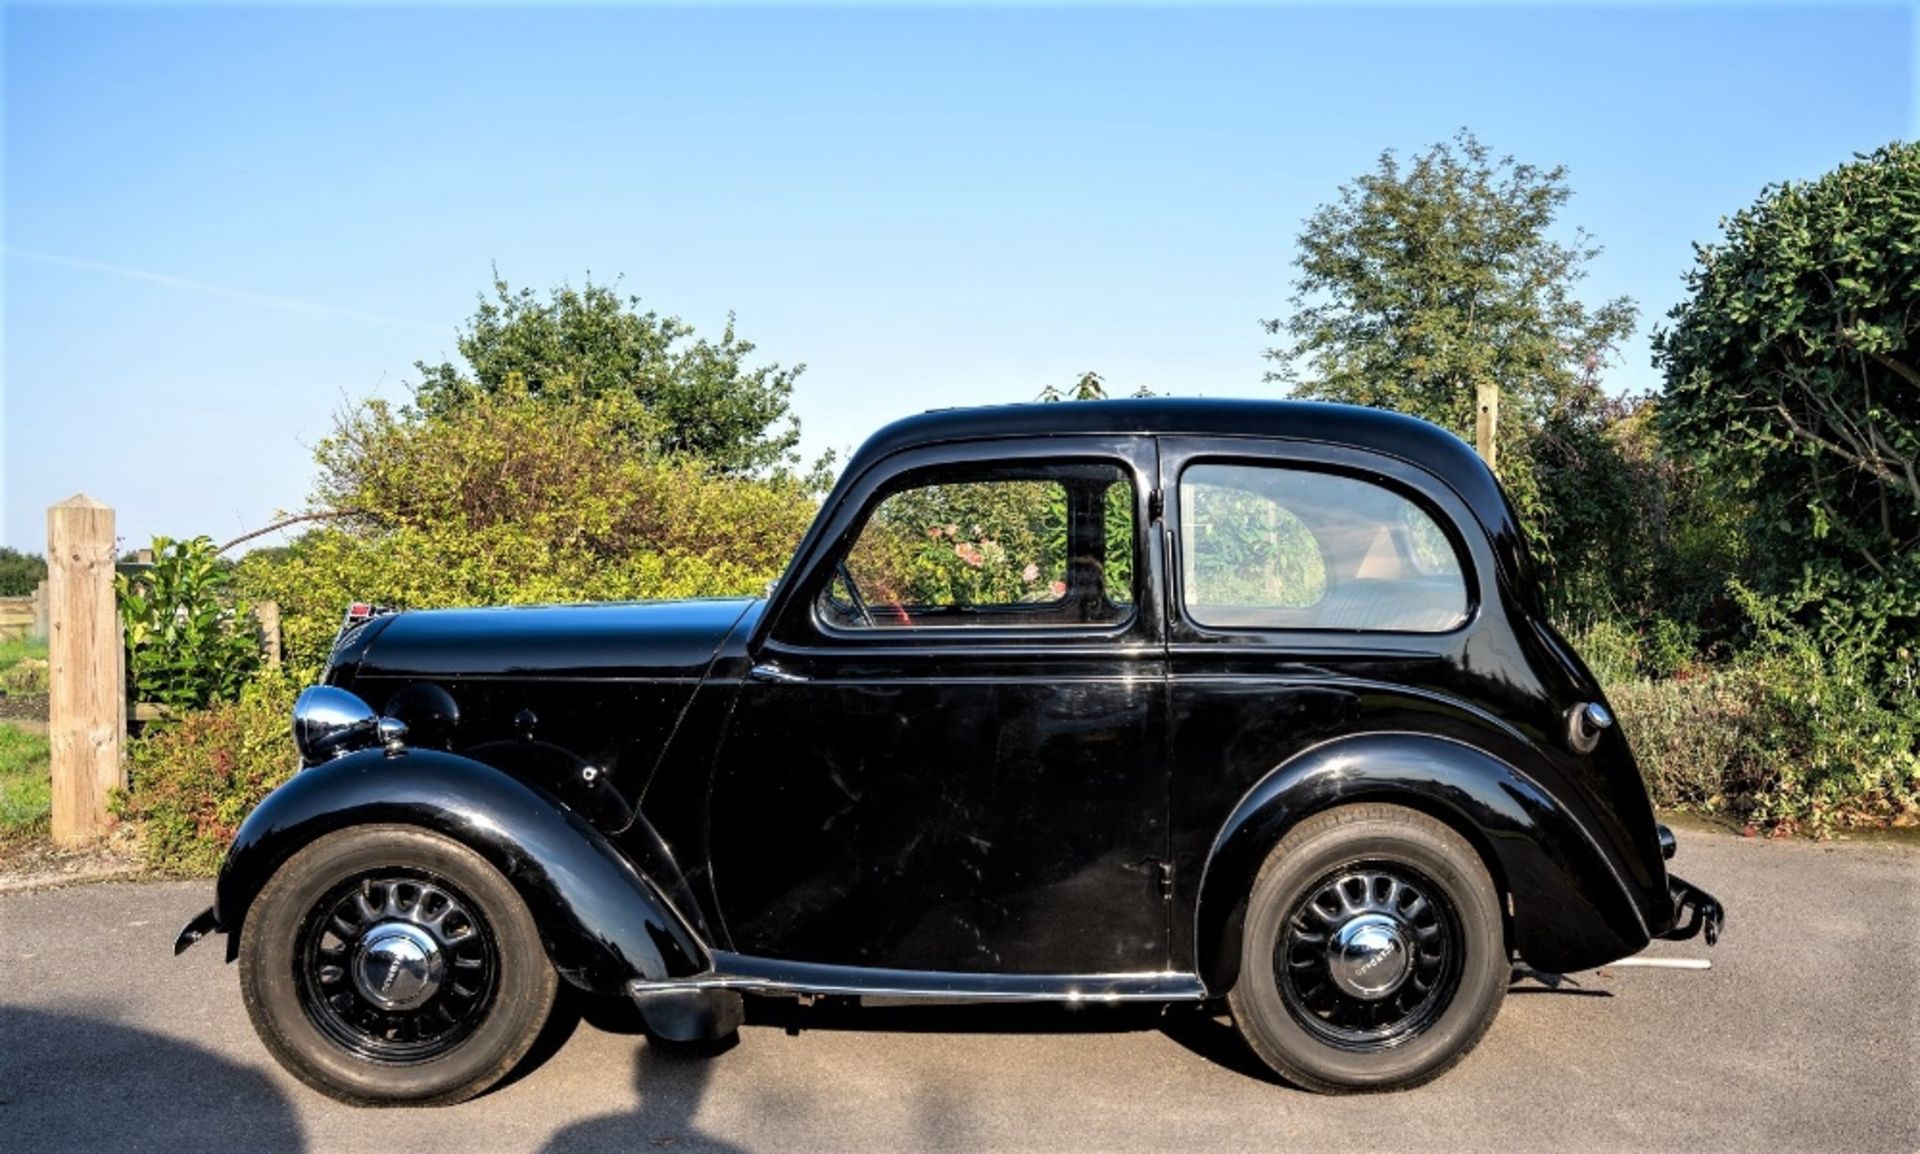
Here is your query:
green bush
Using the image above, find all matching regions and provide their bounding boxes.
[1655,141,1920,659]
[0,547,46,597]
[119,537,261,710]
[1569,619,1641,686]
[119,678,300,874]
[1732,588,1920,830]
[239,382,820,677]
[1610,670,1764,815]
[1568,614,1707,684]
[1611,589,1920,833]
[0,657,49,697]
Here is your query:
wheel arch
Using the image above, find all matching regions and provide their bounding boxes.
[1193,732,1650,994]
[211,748,710,994]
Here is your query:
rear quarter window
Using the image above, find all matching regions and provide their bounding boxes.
[1179,463,1468,633]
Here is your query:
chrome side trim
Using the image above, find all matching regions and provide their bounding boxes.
[626,951,1208,1004]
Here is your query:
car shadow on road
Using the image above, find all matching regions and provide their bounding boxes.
[541,1021,747,1154]
[0,1006,306,1151]
[1508,966,1614,998]
[547,995,1277,1147]
[752,995,1287,1087]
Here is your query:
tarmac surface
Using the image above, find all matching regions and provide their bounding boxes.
[2,824,1915,1152]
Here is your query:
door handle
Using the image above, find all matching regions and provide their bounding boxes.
[749,662,809,684]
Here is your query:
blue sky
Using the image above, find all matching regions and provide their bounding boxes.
[3,2,1912,551]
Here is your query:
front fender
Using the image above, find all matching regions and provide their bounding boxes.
[1195,733,1650,993]
[211,748,709,993]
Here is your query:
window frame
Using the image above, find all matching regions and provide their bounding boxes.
[826,468,1128,631]
[762,437,1160,652]
[1163,439,1484,650]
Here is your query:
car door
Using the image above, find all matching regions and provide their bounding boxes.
[706,436,1170,975]
[1156,436,1485,964]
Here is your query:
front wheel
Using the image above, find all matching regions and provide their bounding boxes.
[238,825,558,1105]
[1228,803,1508,1092]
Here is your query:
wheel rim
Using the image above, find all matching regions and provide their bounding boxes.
[1273,860,1462,1051]
[296,871,499,1063]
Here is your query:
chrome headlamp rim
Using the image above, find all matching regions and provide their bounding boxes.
[291,685,382,765]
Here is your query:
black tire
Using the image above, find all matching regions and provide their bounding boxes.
[1227,803,1507,1093]
[239,824,559,1106]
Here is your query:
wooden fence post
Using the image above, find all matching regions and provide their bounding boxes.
[255,600,282,669]
[47,495,124,845]
[1474,379,1500,473]
[30,579,50,642]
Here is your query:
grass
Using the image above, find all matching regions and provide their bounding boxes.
[0,636,49,699]
[0,724,51,848]
[0,636,47,674]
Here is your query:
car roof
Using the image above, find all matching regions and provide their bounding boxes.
[842,397,1509,529]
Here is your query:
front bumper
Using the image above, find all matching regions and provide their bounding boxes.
[174,905,219,956]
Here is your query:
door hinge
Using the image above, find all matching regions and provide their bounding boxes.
[1148,488,1165,523]
[1156,860,1174,901]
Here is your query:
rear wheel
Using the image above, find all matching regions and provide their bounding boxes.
[1227,804,1507,1092]
[239,825,558,1105]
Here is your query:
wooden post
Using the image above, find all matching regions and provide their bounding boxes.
[1474,379,1500,472]
[255,600,282,669]
[47,495,124,845]
[30,579,49,642]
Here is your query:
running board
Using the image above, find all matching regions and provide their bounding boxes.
[628,951,1208,1004]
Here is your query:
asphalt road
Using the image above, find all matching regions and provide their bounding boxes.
[2,826,1916,1153]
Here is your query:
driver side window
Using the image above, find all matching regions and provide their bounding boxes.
[822,463,1136,630]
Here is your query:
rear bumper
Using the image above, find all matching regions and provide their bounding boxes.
[1659,874,1724,946]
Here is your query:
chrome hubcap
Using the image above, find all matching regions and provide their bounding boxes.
[1276,862,1461,1051]
[352,921,446,1010]
[1326,911,1413,999]
[299,873,498,1062]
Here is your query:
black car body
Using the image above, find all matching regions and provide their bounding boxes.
[179,398,1722,1102]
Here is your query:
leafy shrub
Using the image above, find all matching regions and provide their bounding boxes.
[118,537,261,710]
[1569,614,1705,684]
[413,275,806,474]
[1569,619,1641,686]
[1,657,49,697]
[1610,670,1764,815]
[0,547,46,597]
[1732,588,1920,830]
[1534,395,1750,655]
[1655,141,1920,658]
[239,383,820,676]
[1611,588,1920,833]
[119,678,299,874]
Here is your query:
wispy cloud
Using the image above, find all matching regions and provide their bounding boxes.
[4,247,446,334]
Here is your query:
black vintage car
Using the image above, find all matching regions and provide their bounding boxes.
[177,398,1722,1104]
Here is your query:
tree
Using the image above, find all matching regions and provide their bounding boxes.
[1265,130,1636,440]
[1038,372,1109,403]
[414,275,804,473]
[1036,372,1155,402]
[1262,130,1640,611]
[117,536,260,710]
[241,382,819,674]
[1528,392,1748,652]
[1654,142,1920,650]
[0,547,46,596]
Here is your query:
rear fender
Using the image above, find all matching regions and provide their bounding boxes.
[1195,733,1650,993]
[211,748,709,993]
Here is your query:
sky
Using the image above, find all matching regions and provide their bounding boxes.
[3,1,1913,552]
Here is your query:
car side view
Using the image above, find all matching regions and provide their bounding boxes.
[175,398,1723,1103]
